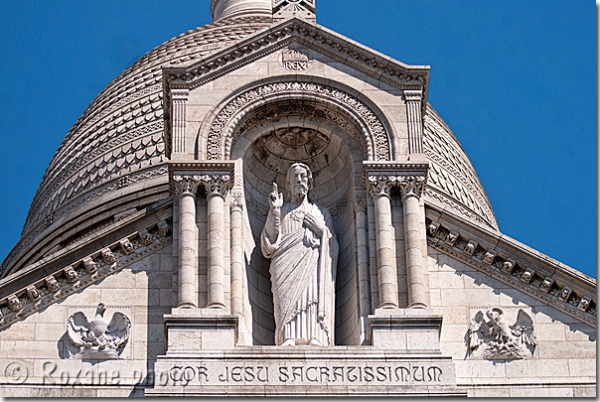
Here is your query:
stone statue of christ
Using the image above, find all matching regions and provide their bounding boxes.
[261,163,338,346]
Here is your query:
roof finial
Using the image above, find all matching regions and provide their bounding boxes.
[273,0,316,22]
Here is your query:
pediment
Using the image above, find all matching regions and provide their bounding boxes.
[425,204,596,328]
[162,18,430,158]
[163,18,429,91]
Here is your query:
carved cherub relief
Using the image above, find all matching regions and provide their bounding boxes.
[64,303,131,359]
[467,307,536,360]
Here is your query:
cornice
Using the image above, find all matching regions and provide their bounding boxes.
[425,205,596,328]
[363,160,430,174]
[0,220,172,330]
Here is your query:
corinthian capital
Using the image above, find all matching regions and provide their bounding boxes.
[397,175,426,200]
[367,175,394,198]
[173,175,202,197]
[200,174,231,198]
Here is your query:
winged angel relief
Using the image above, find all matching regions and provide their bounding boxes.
[468,308,536,360]
[65,303,131,359]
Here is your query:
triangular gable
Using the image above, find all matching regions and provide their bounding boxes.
[162,17,430,158]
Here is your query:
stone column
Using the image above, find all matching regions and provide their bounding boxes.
[354,192,371,326]
[201,174,231,309]
[173,174,202,308]
[368,175,399,309]
[405,90,424,154]
[230,188,244,317]
[399,174,427,308]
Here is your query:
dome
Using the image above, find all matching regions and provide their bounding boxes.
[1,16,273,275]
[423,105,498,230]
[1,15,496,276]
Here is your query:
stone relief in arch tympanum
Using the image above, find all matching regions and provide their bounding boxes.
[200,79,395,162]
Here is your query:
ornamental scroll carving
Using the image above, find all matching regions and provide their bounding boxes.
[467,307,536,360]
[199,174,231,198]
[367,173,427,200]
[398,175,426,200]
[172,175,202,197]
[207,81,391,161]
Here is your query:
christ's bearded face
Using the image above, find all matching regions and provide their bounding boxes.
[290,165,309,200]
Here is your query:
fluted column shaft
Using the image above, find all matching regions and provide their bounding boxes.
[399,175,427,308]
[230,189,243,316]
[173,175,201,308]
[368,176,399,309]
[405,89,424,154]
[202,174,231,309]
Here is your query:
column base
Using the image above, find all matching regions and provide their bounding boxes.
[367,308,443,352]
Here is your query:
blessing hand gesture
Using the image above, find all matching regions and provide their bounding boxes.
[269,182,283,210]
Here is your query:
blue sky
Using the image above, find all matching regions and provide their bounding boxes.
[0,0,596,278]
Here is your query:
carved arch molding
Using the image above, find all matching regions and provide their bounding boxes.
[202,80,393,161]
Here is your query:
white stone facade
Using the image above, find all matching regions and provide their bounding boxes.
[0,0,594,397]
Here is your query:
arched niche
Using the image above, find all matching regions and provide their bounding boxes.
[199,78,395,345]
[231,112,367,346]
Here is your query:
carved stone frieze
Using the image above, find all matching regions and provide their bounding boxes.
[464,240,478,256]
[157,220,170,237]
[119,239,134,255]
[558,286,573,302]
[0,224,172,330]
[64,267,79,283]
[539,277,555,293]
[65,303,131,359]
[83,258,97,273]
[45,276,60,292]
[7,295,22,312]
[468,307,536,360]
[26,286,40,301]
[520,268,535,284]
[2,165,169,278]
[445,230,459,247]
[578,296,592,312]
[426,218,596,327]
[482,250,497,265]
[138,229,153,246]
[502,258,516,274]
[101,249,117,265]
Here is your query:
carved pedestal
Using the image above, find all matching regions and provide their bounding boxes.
[367,309,443,352]
[164,309,239,353]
